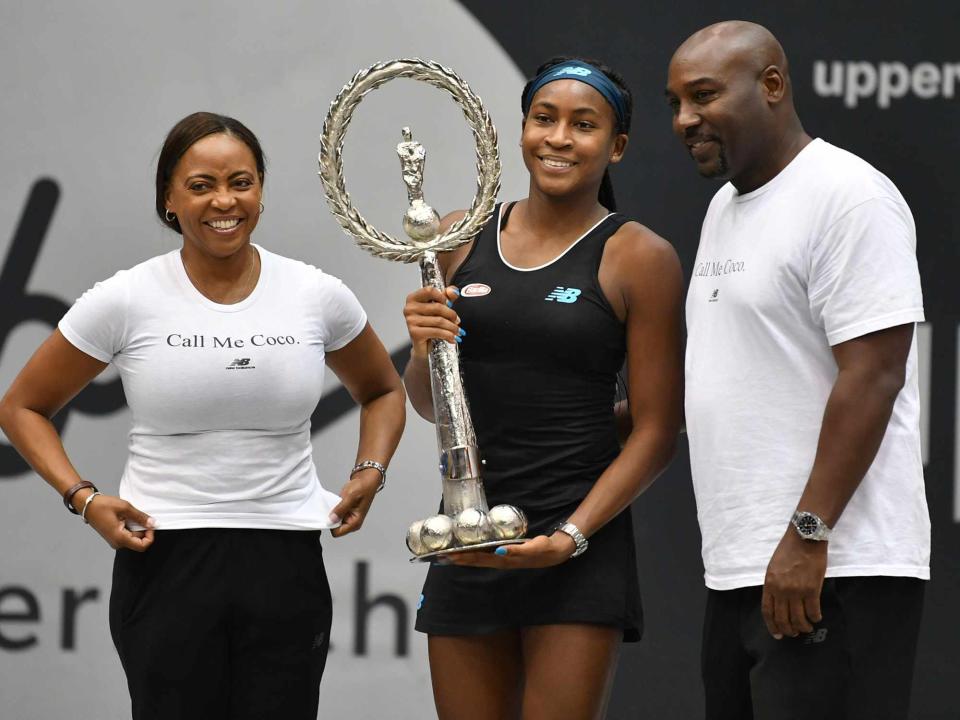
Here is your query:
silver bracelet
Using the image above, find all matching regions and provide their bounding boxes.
[351,460,387,493]
[80,491,102,524]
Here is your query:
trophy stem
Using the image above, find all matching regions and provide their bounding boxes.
[419,250,489,516]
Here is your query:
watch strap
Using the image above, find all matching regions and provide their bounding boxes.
[556,521,589,558]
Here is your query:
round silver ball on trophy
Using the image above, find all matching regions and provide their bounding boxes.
[406,519,426,556]
[453,508,493,545]
[420,514,454,553]
[318,59,527,561]
[488,504,528,540]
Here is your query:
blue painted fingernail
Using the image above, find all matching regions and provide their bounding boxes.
[455,336,462,343]
[446,300,453,308]
[495,547,508,556]
[451,288,461,296]
[458,328,466,337]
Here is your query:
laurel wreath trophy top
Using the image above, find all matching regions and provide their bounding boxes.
[318,59,527,560]
[318,58,501,262]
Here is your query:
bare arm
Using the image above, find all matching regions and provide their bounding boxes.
[516,227,685,568]
[564,232,684,538]
[0,331,156,550]
[402,209,471,421]
[325,323,407,537]
[762,323,914,638]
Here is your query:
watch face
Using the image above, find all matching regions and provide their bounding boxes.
[796,513,820,536]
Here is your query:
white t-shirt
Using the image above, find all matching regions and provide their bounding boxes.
[685,139,930,590]
[59,245,367,530]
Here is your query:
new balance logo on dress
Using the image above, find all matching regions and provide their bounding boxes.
[802,628,828,645]
[545,287,581,303]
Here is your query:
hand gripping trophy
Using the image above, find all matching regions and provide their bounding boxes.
[318,59,528,560]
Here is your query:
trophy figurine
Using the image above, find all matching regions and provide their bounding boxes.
[318,59,527,560]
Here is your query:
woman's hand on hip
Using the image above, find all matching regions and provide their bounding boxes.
[329,468,381,538]
[403,286,463,359]
[83,494,156,552]
[446,532,577,569]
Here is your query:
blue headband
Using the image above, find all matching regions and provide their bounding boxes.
[522,60,628,130]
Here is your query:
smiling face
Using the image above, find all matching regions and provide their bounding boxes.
[521,79,627,201]
[164,132,263,260]
[665,41,773,182]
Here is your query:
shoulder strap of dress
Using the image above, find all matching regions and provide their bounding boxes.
[500,201,517,230]
[576,212,633,270]
[449,202,501,284]
[602,213,631,235]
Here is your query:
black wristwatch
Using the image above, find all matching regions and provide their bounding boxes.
[791,511,832,542]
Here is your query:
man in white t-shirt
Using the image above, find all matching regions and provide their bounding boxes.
[666,21,929,720]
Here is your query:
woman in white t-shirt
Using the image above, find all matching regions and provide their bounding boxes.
[0,112,406,720]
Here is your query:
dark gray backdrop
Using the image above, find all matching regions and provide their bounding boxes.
[460,2,959,718]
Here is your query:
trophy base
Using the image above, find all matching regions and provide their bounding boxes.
[409,538,526,563]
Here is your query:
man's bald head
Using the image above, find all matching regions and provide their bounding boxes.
[672,21,791,95]
[665,21,806,190]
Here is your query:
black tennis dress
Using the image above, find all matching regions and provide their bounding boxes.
[414,202,643,642]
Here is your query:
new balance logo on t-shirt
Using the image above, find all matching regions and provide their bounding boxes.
[545,287,581,303]
[226,358,255,370]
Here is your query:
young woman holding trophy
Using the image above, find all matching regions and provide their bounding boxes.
[403,58,684,719]
[0,112,405,720]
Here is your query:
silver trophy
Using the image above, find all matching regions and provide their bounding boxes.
[318,59,527,560]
